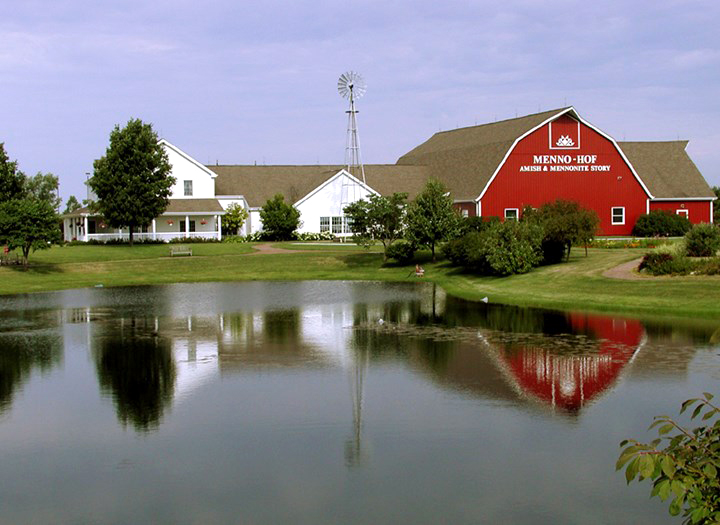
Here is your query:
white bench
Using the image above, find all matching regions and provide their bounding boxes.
[169,245,192,257]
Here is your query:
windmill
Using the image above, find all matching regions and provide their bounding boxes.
[338,72,367,229]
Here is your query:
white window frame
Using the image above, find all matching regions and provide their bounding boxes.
[184,180,193,197]
[504,208,519,221]
[461,209,469,218]
[676,209,689,218]
[320,217,330,232]
[611,207,625,225]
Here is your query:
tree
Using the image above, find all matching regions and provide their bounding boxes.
[0,143,26,202]
[259,194,300,241]
[344,192,408,260]
[25,172,61,212]
[405,178,462,261]
[89,119,174,246]
[63,195,82,214]
[617,393,720,524]
[0,145,59,267]
[0,199,60,267]
[523,200,600,262]
[222,202,249,236]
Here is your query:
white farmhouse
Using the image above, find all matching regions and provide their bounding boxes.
[63,140,428,242]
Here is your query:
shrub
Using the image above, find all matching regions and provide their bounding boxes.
[482,221,543,275]
[638,252,696,275]
[632,211,691,237]
[385,240,416,264]
[295,231,335,241]
[168,236,220,244]
[617,393,720,524]
[684,223,720,257]
[460,215,500,235]
[443,222,543,276]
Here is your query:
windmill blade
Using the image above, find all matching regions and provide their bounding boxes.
[338,71,366,99]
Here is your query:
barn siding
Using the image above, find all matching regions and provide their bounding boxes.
[480,115,649,235]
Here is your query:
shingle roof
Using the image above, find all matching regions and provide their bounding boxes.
[61,199,224,218]
[211,164,430,206]
[164,199,224,213]
[617,141,715,199]
[397,108,569,200]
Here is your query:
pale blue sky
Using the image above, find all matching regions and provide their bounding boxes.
[3,0,719,202]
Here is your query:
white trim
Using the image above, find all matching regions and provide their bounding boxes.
[711,201,715,223]
[650,197,715,201]
[475,107,654,202]
[646,199,650,215]
[611,206,625,225]
[293,169,379,207]
[504,208,519,221]
[676,209,689,218]
[548,118,581,150]
[477,201,482,217]
[158,139,218,179]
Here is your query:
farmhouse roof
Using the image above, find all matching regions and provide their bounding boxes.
[211,164,430,207]
[617,141,715,199]
[396,108,569,200]
[165,199,224,213]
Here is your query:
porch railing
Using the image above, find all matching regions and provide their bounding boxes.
[86,232,220,242]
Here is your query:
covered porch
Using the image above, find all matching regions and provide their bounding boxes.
[62,199,226,243]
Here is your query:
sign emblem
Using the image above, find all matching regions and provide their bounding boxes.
[549,115,580,150]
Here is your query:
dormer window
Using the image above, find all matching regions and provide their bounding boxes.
[184,180,193,196]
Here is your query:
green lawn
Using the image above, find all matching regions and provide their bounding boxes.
[2,243,719,321]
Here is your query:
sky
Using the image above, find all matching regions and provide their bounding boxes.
[3,0,720,204]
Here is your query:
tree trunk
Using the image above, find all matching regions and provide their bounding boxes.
[431,242,436,262]
[128,222,134,247]
[22,245,30,269]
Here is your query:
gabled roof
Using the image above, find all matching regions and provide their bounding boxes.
[159,139,218,179]
[397,108,571,200]
[211,164,430,207]
[617,141,715,199]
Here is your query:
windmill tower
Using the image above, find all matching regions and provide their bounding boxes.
[338,71,367,225]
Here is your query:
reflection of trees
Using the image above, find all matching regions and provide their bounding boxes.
[94,322,175,432]
[0,334,62,415]
[263,309,300,344]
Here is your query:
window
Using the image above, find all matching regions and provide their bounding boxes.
[461,209,469,218]
[320,217,330,232]
[343,216,353,233]
[676,209,689,218]
[179,220,196,233]
[611,207,625,225]
[332,217,343,234]
[184,180,193,196]
[504,208,519,221]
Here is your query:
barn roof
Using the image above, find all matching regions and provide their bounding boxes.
[396,108,570,200]
[397,108,714,201]
[211,164,430,207]
[617,141,715,199]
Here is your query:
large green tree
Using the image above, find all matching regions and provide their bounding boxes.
[0,146,59,267]
[259,194,300,240]
[343,192,408,260]
[0,143,26,202]
[89,119,174,246]
[63,195,82,214]
[25,172,61,212]
[405,178,461,261]
[523,199,600,262]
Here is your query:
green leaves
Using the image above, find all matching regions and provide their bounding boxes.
[618,394,720,523]
[259,194,300,241]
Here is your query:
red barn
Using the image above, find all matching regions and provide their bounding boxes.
[397,107,715,235]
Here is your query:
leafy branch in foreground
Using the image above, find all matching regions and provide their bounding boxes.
[617,393,720,524]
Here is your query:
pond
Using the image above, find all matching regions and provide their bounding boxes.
[0,281,718,524]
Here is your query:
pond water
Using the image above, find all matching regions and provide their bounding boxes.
[1,281,719,524]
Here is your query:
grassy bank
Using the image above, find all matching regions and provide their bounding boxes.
[1,243,719,320]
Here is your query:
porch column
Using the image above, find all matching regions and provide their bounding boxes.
[217,215,222,240]
[152,219,156,240]
[83,216,89,241]
[185,215,190,237]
